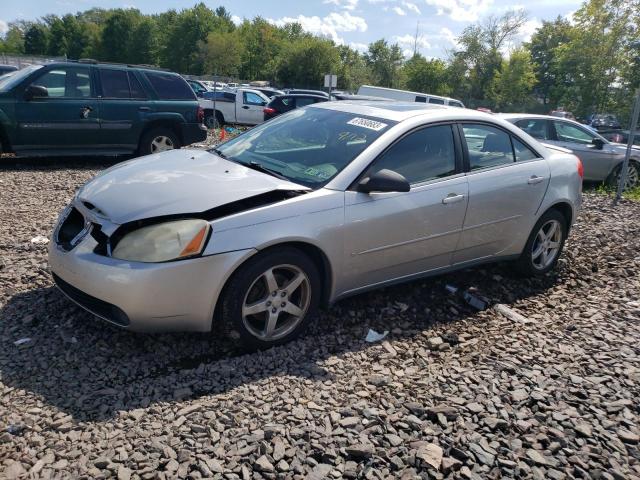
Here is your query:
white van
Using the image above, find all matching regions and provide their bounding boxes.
[357,85,465,108]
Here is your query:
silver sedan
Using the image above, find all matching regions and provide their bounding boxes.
[49,103,582,349]
[501,113,640,189]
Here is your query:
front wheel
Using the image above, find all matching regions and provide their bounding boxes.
[219,248,321,350]
[515,210,567,276]
[606,161,640,190]
[139,127,180,156]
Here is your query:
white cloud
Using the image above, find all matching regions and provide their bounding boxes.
[0,20,8,36]
[424,0,494,22]
[394,33,431,50]
[393,7,406,15]
[269,12,367,44]
[518,18,542,43]
[438,27,459,49]
[349,41,369,52]
[324,0,359,10]
[231,15,242,26]
[402,1,421,14]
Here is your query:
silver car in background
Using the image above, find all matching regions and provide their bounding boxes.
[49,103,582,349]
[501,113,640,189]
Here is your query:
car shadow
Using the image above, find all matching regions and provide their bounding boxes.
[0,260,563,422]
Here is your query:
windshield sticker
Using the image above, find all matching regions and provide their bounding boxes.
[304,167,333,180]
[347,117,388,131]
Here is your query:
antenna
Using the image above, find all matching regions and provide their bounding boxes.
[413,21,420,56]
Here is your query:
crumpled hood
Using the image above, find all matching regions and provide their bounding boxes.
[77,149,309,224]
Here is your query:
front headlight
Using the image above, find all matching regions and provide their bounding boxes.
[112,219,210,263]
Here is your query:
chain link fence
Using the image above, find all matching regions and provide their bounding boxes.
[0,54,67,68]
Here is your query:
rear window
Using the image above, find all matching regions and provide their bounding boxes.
[144,71,195,100]
[100,69,130,98]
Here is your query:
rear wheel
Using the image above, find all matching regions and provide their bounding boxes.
[606,161,640,189]
[219,247,320,350]
[204,111,223,129]
[515,209,567,276]
[139,127,180,156]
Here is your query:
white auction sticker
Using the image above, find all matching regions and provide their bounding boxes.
[347,117,388,131]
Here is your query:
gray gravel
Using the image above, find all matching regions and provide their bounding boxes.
[1,155,639,479]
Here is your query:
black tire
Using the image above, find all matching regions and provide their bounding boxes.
[515,209,567,276]
[606,161,640,189]
[204,111,224,129]
[219,247,321,350]
[138,127,180,156]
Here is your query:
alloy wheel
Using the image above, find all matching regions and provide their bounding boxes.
[242,264,311,341]
[531,219,562,270]
[150,135,175,153]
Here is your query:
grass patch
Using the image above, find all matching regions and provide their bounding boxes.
[587,182,640,201]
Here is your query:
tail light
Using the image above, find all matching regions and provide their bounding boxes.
[196,106,204,124]
[263,107,276,115]
[576,156,584,179]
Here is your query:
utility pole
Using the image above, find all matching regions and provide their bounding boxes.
[614,88,639,205]
[413,21,420,57]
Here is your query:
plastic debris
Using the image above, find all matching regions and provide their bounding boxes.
[445,284,458,294]
[494,304,530,323]
[30,235,49,245]
[463,291,489,310]
[13,338,32,346]
[7,424,25,435]
[365,329,389,342]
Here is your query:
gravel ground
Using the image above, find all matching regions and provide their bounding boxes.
[1,155,639,480]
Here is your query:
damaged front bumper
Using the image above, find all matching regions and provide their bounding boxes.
[49,234,256,332]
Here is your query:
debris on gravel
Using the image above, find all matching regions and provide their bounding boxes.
[1,156,639,479]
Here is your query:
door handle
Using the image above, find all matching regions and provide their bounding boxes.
[138,106,151,111]
[442,193,465,204]
[80,106,93,119]
[242,105,250,109]
[527,175,546,185]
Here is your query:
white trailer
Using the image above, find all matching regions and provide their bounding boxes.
[356,85,465,108]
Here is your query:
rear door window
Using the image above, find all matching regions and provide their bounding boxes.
[295,97,316,107]
[144,71,195,100]
[128,72,147,99]
[415,96,427,103]
[100,69,130,98]
[428,97,445,105]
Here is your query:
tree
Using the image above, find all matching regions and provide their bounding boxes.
[100,9,142,63]
[46,17,67,56]
[129,18,159,65]
[403,54,450,95]
[489,48,536,110]
[198,30,243,77]
[336,45,371,91]
[527,17,573,106]
[24,23,49,54]
[0,25,25,54]
[365,39,403,88]
[276,36,339,88]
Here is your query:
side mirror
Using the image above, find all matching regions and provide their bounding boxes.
[358,169,410,194]
[24,85,48,101]
[592,138,604,150]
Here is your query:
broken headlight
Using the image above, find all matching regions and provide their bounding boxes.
[112,219,210,263]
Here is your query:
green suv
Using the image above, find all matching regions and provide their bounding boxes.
[0,61,207,157]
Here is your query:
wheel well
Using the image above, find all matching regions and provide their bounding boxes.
[547,202,572,229]
[0,124,11,153]
[211,241,333,330]
[140,120,181,146]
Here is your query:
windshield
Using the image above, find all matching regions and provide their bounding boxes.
[212,107,396,188]
[0,65,42,92]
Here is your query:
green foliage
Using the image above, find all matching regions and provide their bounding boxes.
[365,39,404,88]
[0,0,638,117]
[403,54,450,96]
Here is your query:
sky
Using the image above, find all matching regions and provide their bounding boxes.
[1,0,583,58]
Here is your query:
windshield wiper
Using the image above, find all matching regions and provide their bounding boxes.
[246,161,288,180]
[211,147,228,159]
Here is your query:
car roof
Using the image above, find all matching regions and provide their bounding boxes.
[277,94,328,99]
[311,101,495,122]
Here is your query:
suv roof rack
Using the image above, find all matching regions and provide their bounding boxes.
[64,58,170,72]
